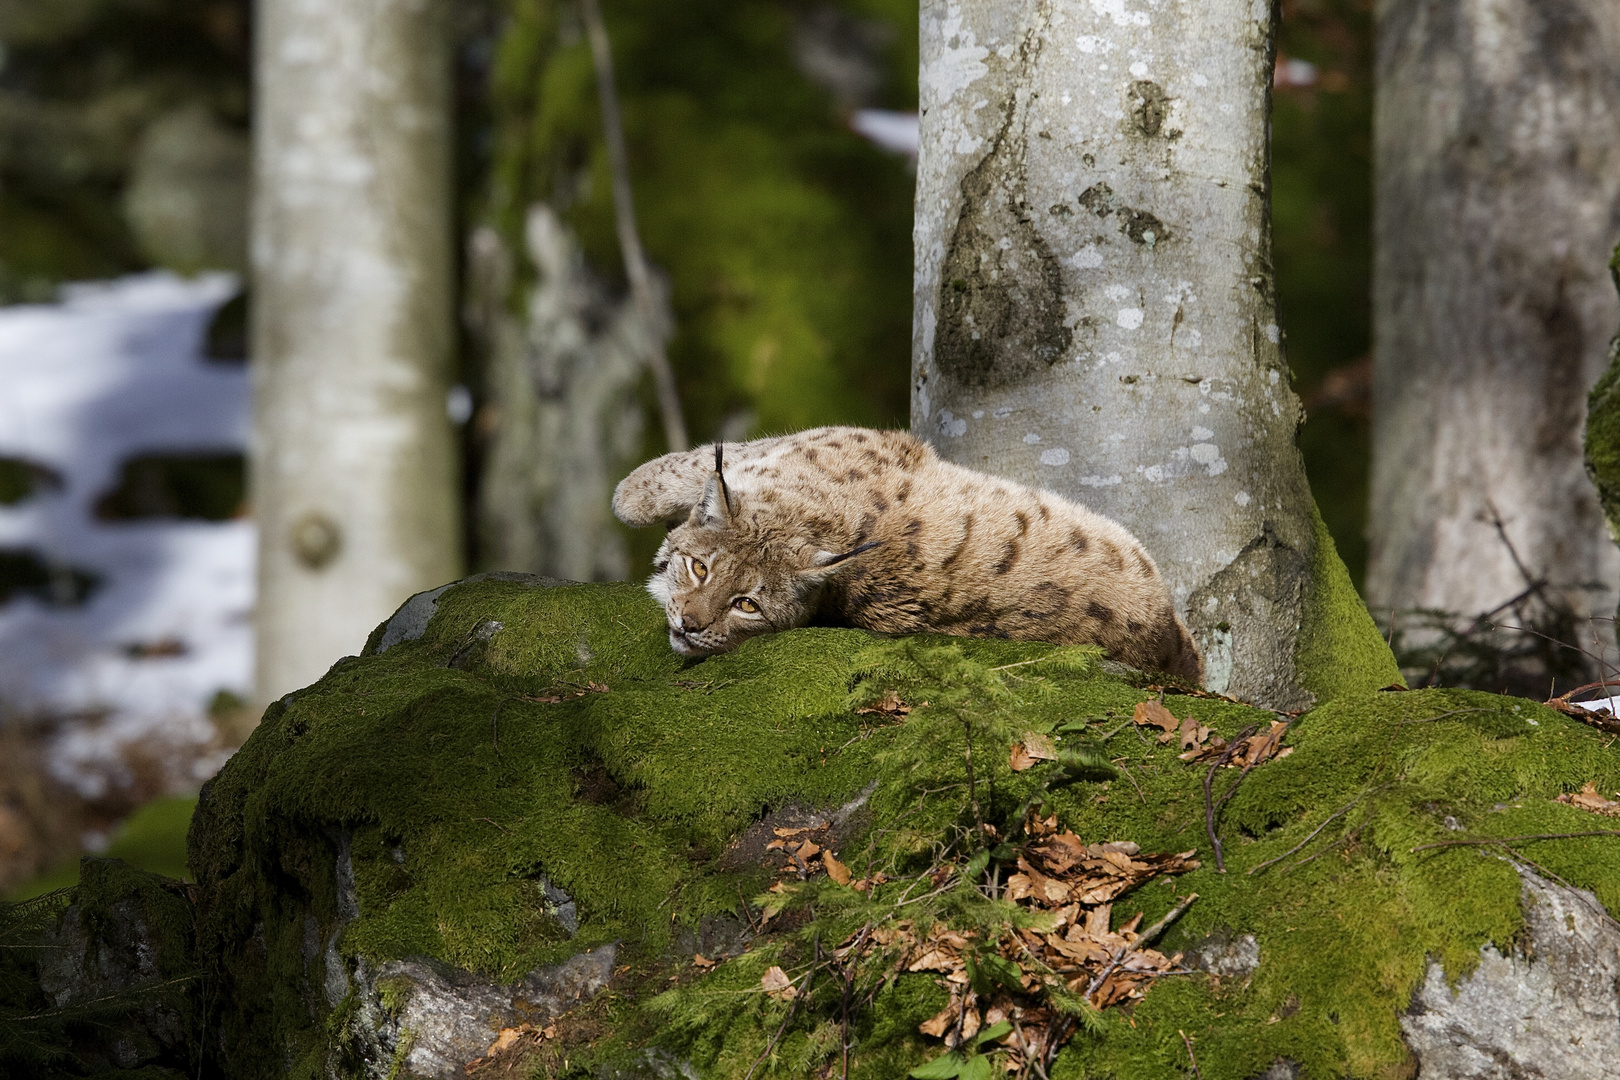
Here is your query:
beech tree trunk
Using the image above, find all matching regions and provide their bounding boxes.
[1369,0,1620,676]
[913,0,1367,709]
[251,0,461,702]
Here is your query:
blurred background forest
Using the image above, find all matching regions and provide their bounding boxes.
[0,0,1388,892]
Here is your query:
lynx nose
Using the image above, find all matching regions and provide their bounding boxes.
[680,614,701,633]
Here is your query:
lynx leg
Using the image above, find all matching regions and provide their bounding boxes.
[611,449,716,526]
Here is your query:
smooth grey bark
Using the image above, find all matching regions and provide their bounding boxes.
[471,207,657,582]
[252,0,461,703]
[1370,0,1620,671]
[912,0,1321,708]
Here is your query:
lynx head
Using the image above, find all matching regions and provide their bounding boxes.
[647,446,878,657]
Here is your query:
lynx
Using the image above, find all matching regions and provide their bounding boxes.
[612,427,1203,682]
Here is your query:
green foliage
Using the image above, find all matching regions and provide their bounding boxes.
[0,0,249,298]
[487,0,916,448]
[12,796,198,900]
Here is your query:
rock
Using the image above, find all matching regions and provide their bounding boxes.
[1183,928,1261,980]
[1401,867,1620,1079]
[31,857,200,1072]
[157,578,1620,1077]
[347,946,617,1080]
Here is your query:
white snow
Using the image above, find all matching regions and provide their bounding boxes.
[0,273,254,798]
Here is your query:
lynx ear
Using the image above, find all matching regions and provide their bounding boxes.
[799,541,883,582]
[690,443,736,528]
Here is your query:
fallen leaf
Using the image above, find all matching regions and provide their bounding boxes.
[1178,713,1211,751]
[1556,782,1620,817]
[773,826,811,838]
[1134,700,1181,743]
[796,839,822,859]
[692,953,717,969]
[761,965,797,1000]
[1010,731,1060,773]
[856,689,912,719]
[483,1025,534,1057]
[918,998,959,1037]
[824,851,852,885]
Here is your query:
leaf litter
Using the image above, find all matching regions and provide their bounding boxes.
[1556,782,1620,818]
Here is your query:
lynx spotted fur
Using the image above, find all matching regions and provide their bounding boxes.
[612,427,1203,682]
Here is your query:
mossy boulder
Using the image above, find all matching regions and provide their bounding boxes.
[175,574,1620,1078]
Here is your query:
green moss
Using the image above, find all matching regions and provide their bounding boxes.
[487,0,916,467]
[1584,244,1620,548]
[1295,499,1403,702]
[185,578,1620,1078]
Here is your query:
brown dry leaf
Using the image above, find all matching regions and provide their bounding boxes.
[918,997,960,1037]
[773,826,811,838]
[1178,713,1212,751]
[1010,732,1060,772]
[857,690,912,719]
[1134,700,1181,742]
[692,953,717,969]
[1556,782,1620,817]
[761,965,796,1000]
[823,851,852,885]
[541,1025,557,1040]
[1180,720,1293,768]
[484,1026,530,1057]
[796,839,821,859]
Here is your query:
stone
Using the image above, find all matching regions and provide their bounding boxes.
[1401,868,1620,1079]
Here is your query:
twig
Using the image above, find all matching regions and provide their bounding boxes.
[1249,783,1393,875]
[1083,893,1198,1001]
[744,937,819,1080]
[579,0,687,451]
[1012,1017,1050,1080]
[1112,760,1147,804]
[1203,725,1256,872]
[1179,1030,1203,1080]
[1410,831,1620,852]
[1135,892,1199,948]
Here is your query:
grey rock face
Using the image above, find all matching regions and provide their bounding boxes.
[1182,928,1261,980]
[369,572,573,655]
[1401,868,1620,1079]
[346,945,618,1080]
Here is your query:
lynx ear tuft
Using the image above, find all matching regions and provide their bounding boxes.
[690,444,737,528]
[801,541,882,580]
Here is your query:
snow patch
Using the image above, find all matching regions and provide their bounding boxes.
[0,273,253,798]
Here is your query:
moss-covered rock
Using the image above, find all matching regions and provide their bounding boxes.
[179,575,1620,1078]
[0,858,202,1078]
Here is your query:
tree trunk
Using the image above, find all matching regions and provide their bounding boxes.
[1370,0,1620,683]
[470,207,656,582]
[252,0,461,703]
[913,0,1391,709]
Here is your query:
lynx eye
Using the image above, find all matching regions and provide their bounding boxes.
[733,597,760,614]
[690,558,708,581]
